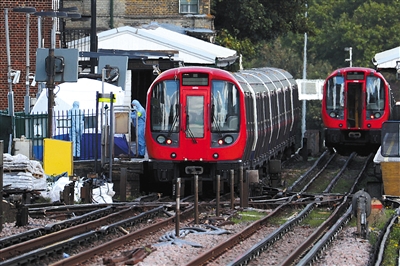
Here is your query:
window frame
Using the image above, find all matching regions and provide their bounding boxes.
[179,0,199,14]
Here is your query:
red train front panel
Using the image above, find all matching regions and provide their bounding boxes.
[322,67,391,150]
[146,67,247,165]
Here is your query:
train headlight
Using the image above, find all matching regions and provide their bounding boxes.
[171,152,177,159]
[213,153,219,159]
[156,135,166,144]
[374,112,381,118]
[329,111,337,118]
[218,135,234,145]
[224,135,234,144]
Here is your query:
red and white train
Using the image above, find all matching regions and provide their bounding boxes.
[144,66,300,195]
[322,67,395,155]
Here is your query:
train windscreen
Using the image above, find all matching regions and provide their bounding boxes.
[325,76,344,119]
[150,80,180,132]
[211,80,240,132]
[366,76,385,113]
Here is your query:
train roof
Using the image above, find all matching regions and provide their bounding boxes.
[152,66,296,93]
[232,67,296,93]
[327,67,383,77]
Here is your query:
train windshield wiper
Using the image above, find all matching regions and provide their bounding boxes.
[167,104,179,138]
[211,104,223,137]
[185,113,197,144]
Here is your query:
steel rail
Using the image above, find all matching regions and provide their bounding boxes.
[50,206,194,266]
[0,206,164,262]
[185,197,298,266]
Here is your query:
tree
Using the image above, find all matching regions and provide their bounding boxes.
[212,0,310,44]
[308,0,400,70]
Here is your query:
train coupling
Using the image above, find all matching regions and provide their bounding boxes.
[185,166,203,175]
[348,132,361,139]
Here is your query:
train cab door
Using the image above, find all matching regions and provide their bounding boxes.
[181,89,210,160]
[346,82,364,128]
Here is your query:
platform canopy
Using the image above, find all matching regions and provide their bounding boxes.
[68,23,238,67]
[372,46,400,69]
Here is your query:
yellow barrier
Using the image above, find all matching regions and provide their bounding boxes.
[43,138,73,177]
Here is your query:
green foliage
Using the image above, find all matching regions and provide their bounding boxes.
[212,0,310,44]
[213,0,400,80]
[231,210,267,223]
[307,0,400,70]
[368,209,395,247]
[302,209,331,227]
[305,100,323,130]
[382,222,400,266]
[215,29,256,61]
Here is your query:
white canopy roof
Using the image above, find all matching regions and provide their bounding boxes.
[373,46,400,69]
[68,24,238,66]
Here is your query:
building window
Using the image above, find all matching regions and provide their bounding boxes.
[180,0,199,14]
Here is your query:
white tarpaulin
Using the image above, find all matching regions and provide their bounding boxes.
[31,78,125,114]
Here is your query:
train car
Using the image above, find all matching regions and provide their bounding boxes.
[373,121,400,196]
[322,67,395,155]
[144,66,300,196]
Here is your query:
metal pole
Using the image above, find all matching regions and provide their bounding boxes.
[216,175,220,217]
[175,178,181,237]
[95,92,99,173]
[108,93,114,182]
[24,13,31,114]
[0,141,3,232]
[46,17,57,138]
[90,0,97,74]
[230,169,234,210]
[301,4,308,141]
[5,9,15,151]
[36,15,44,96]
[239,166,243,207]
[194,175,199,224]
[120,168,127,201]
[37,15,42,49]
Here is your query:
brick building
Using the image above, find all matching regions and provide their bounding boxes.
[0,0,214,112]
[0,1,53,112]
[63,0,214,41]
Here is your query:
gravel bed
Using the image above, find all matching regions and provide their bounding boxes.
[315,227,372,266]
[0,217,60,238]
[0,213,373,266]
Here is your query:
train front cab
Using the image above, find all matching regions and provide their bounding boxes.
[145,68,247,195]
[322,68,390,153]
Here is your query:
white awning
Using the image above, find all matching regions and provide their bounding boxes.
[68,24,238,66]
[373,46,400,69]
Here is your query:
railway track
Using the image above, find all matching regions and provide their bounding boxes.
[0,150,391,265]
[0,205,177,265]
[179,151,372,265]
